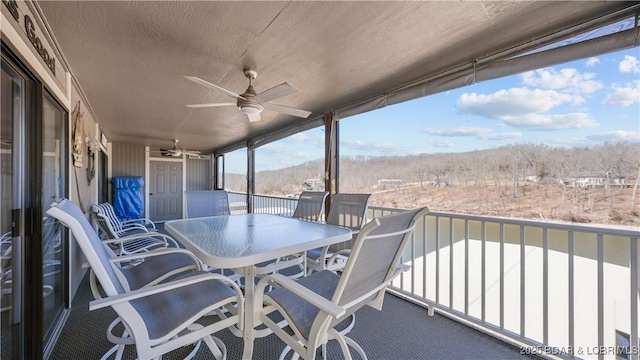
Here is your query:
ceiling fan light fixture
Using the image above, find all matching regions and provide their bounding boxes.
[239,103,263,114]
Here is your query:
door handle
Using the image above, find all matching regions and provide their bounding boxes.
[149,193,153,196]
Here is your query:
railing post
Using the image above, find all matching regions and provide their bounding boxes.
[597,233,604,360]
[631,236,638,360]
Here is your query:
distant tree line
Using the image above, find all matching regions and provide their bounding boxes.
[227,141,639,221]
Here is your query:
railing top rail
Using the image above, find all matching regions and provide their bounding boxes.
[238,195,638,237]
[369,205,640,237]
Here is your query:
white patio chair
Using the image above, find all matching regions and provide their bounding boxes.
[256,207,428,360]
[306,193,372,274]
[185,190,230,218]
[254,191,330,282]
[91,202,168,255]
[47,198,244,360]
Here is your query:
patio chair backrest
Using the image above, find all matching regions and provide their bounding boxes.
[326,193,372,230]
[335,207,427,308]
[47,199,125,296]
[292,191,329,221]
[91,202,125,238]
[185,190,230,218]
[325,193,372,252]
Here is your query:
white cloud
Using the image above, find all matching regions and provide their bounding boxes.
[521,68,603,94]
[424,126,491,137]
[457,87,575,119]
[424,126,521,140]
[429,139,454,148]
[587,130,640,142]
[287,133,308,142]
[500,112,598,130]
[619,55,640,73]
[586,57,600,67]
[340,139,401,152]
[602,80,640,107]
[482,132,523,140]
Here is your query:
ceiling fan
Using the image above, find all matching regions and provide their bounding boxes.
[152,139,201,157]
[184,69,312,122]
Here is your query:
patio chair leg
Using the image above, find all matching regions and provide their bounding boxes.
[343,335,367,360]
[201,333,226,360]
[328,328,358,360]
[278,345,292,360]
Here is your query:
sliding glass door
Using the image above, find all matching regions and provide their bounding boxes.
[1,45,68,360]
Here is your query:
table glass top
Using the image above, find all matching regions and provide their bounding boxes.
[165,214,351,263]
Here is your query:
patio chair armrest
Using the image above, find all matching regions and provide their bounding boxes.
[103,232,178,248]
[327,249,351,264]
[257,274,345,318]
[89,272,244,311]
[108,248,204,270]
[397,263,411,272]
[121,218,156,230]
[118,223,151,233]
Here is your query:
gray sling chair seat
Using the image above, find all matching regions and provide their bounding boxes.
[91,202,168,255]
[256,206,429,360]
[306,193,372,274]
[47,198,244,360]
[255,191,331,282]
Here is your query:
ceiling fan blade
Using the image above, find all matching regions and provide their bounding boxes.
[183,150,201,156]
[263,103,311,118]
[247,112,261,122]
[255,82,298,103]
[186,103,236,108]
[183,76,245,100]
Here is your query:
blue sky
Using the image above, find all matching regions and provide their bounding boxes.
[227,47,640,173]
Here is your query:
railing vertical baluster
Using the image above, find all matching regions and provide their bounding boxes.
[543,228,549,347]
[450,217,454,309]
[568,230,575,357]
[631,236,639,360]
[423,215,427,300]
[500,223,504,330]
[465,219,469,316]
[410,224,416,295]
[520,225,525,338]
[435,216,440,307]
[481,221,486,323]
[597,233,604,360]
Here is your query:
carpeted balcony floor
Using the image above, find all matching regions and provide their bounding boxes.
[50,270,537,360]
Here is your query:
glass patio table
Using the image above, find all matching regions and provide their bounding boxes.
[164,213,352,359]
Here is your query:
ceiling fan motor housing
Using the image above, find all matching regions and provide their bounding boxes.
[237,85,264,114]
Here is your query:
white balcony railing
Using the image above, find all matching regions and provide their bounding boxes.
[232,192,640,360]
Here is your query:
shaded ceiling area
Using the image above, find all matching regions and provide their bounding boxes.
[37,1,638,153]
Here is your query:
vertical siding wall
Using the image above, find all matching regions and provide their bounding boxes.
[186,157,212,190]
[111,143,146,195]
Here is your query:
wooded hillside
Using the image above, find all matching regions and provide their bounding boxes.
[227,141,640,226]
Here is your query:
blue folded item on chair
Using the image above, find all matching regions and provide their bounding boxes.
[112,176,144,221]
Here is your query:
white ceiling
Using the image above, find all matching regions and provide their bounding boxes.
[37,1,635,153]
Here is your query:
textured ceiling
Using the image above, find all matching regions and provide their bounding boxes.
[37,1,633,153]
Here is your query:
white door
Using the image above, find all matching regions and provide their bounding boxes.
[149,161,183,221]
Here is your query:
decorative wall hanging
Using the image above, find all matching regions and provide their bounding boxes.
[71,101,84,168]
[85,137,100,185]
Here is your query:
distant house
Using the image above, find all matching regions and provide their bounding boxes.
[374,178,403,189]
[302,179,324,190]
[564,174,628,188]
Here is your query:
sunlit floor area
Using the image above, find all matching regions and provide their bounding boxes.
[50,271,537,360]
